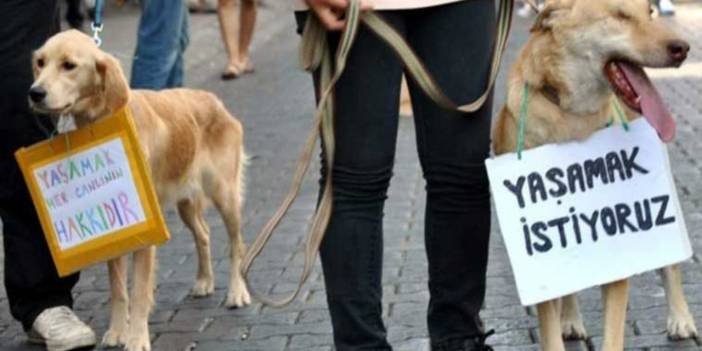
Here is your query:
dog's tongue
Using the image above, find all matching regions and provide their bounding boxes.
[617,62,676,142]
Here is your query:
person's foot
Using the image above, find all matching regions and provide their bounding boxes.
[658,0,675,16]
[188,0,217,13]
[238,58,255,74]
[222,59,255,80]
[459,330,495,351]
[27,306,97,351]
[221,63,243,80]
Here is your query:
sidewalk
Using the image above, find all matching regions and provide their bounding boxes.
[1,3,702,351]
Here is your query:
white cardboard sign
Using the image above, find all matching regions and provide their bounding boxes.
[485,119,692,306]
[32,138,147,250]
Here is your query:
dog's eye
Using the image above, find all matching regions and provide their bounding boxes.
[616,11,632,21]
[36,58,44,68]
[62,61,77,71]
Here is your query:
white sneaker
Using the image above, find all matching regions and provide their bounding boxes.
[28,306,97,351]
[517,3,533,17]
[659,0,675,16]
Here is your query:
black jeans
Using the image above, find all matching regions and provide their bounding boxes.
[298,1,495,350]
[0,0,79,331]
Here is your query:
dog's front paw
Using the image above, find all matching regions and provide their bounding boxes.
[191,278,215,297]
[124,332,151,351]
[561,319,588,340]
[102,326,127,347]
[225,284,251,309]
[667,313,698,340]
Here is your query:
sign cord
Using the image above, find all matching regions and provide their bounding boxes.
[517,82,529,160]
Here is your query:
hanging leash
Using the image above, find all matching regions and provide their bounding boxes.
[241,0,515,307]
[91,0,105,47]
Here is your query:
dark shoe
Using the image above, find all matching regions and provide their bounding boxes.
[460,329,494,351]
[434,330,495,351]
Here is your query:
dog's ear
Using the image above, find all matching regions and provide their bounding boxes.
[531,3,570,32]
[96,53,129,113]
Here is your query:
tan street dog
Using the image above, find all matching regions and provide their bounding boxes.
[493,0,694,350]
[29,30,250,351]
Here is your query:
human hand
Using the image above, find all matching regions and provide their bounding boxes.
[304,0,373,31]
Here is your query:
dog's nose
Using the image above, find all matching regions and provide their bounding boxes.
[28,86,47,103]
[667,40,690,63]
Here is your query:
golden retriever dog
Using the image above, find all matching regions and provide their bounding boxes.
[28,30,251,351]
[493,0,693,350]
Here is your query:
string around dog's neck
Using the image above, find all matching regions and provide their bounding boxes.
[516,83,630,160]
[517,83,529,160]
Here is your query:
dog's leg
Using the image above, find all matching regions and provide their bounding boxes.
[211,183,250,309]
[177,198,214,297]
[659,265,698,339]
[102,256,129,347]
[124,246,156,351]
[561,294,588,340]
[601,279,629,351]
[538,299,566,351]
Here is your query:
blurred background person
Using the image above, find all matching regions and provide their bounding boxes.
[65,0,85,29]
[131,0,190,89]
[188,0,217,13]
[217,0,257,80]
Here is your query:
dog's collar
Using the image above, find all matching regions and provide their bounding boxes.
[540,83,561,106]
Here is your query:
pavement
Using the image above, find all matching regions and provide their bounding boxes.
[1,2,702,350]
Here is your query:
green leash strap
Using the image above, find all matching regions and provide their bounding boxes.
[241,0,515,307]
[516,82,528,159]
[611,98,630,131]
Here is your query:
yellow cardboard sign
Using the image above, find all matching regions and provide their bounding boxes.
[15,108,170,277]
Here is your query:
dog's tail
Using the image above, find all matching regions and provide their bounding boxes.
[215,96,247,209]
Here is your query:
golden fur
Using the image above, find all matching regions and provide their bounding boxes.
[493,0,695,350]
[30,30,250,351]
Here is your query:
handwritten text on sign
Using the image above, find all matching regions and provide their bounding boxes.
[33,138,146,250]
[486,119,692,306]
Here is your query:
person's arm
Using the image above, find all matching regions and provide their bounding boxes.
[304,0,372,31]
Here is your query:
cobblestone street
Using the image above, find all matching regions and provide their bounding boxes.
[1,2,702,350]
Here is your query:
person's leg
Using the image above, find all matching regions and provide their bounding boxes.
[0,0,80,330]
[166,4,190,87]
[238,0,257,72]
[404,1,496,349]
[131,0,188,89]
[65,0,84,29]
[217,0,242,78]
[295,12,405,351]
